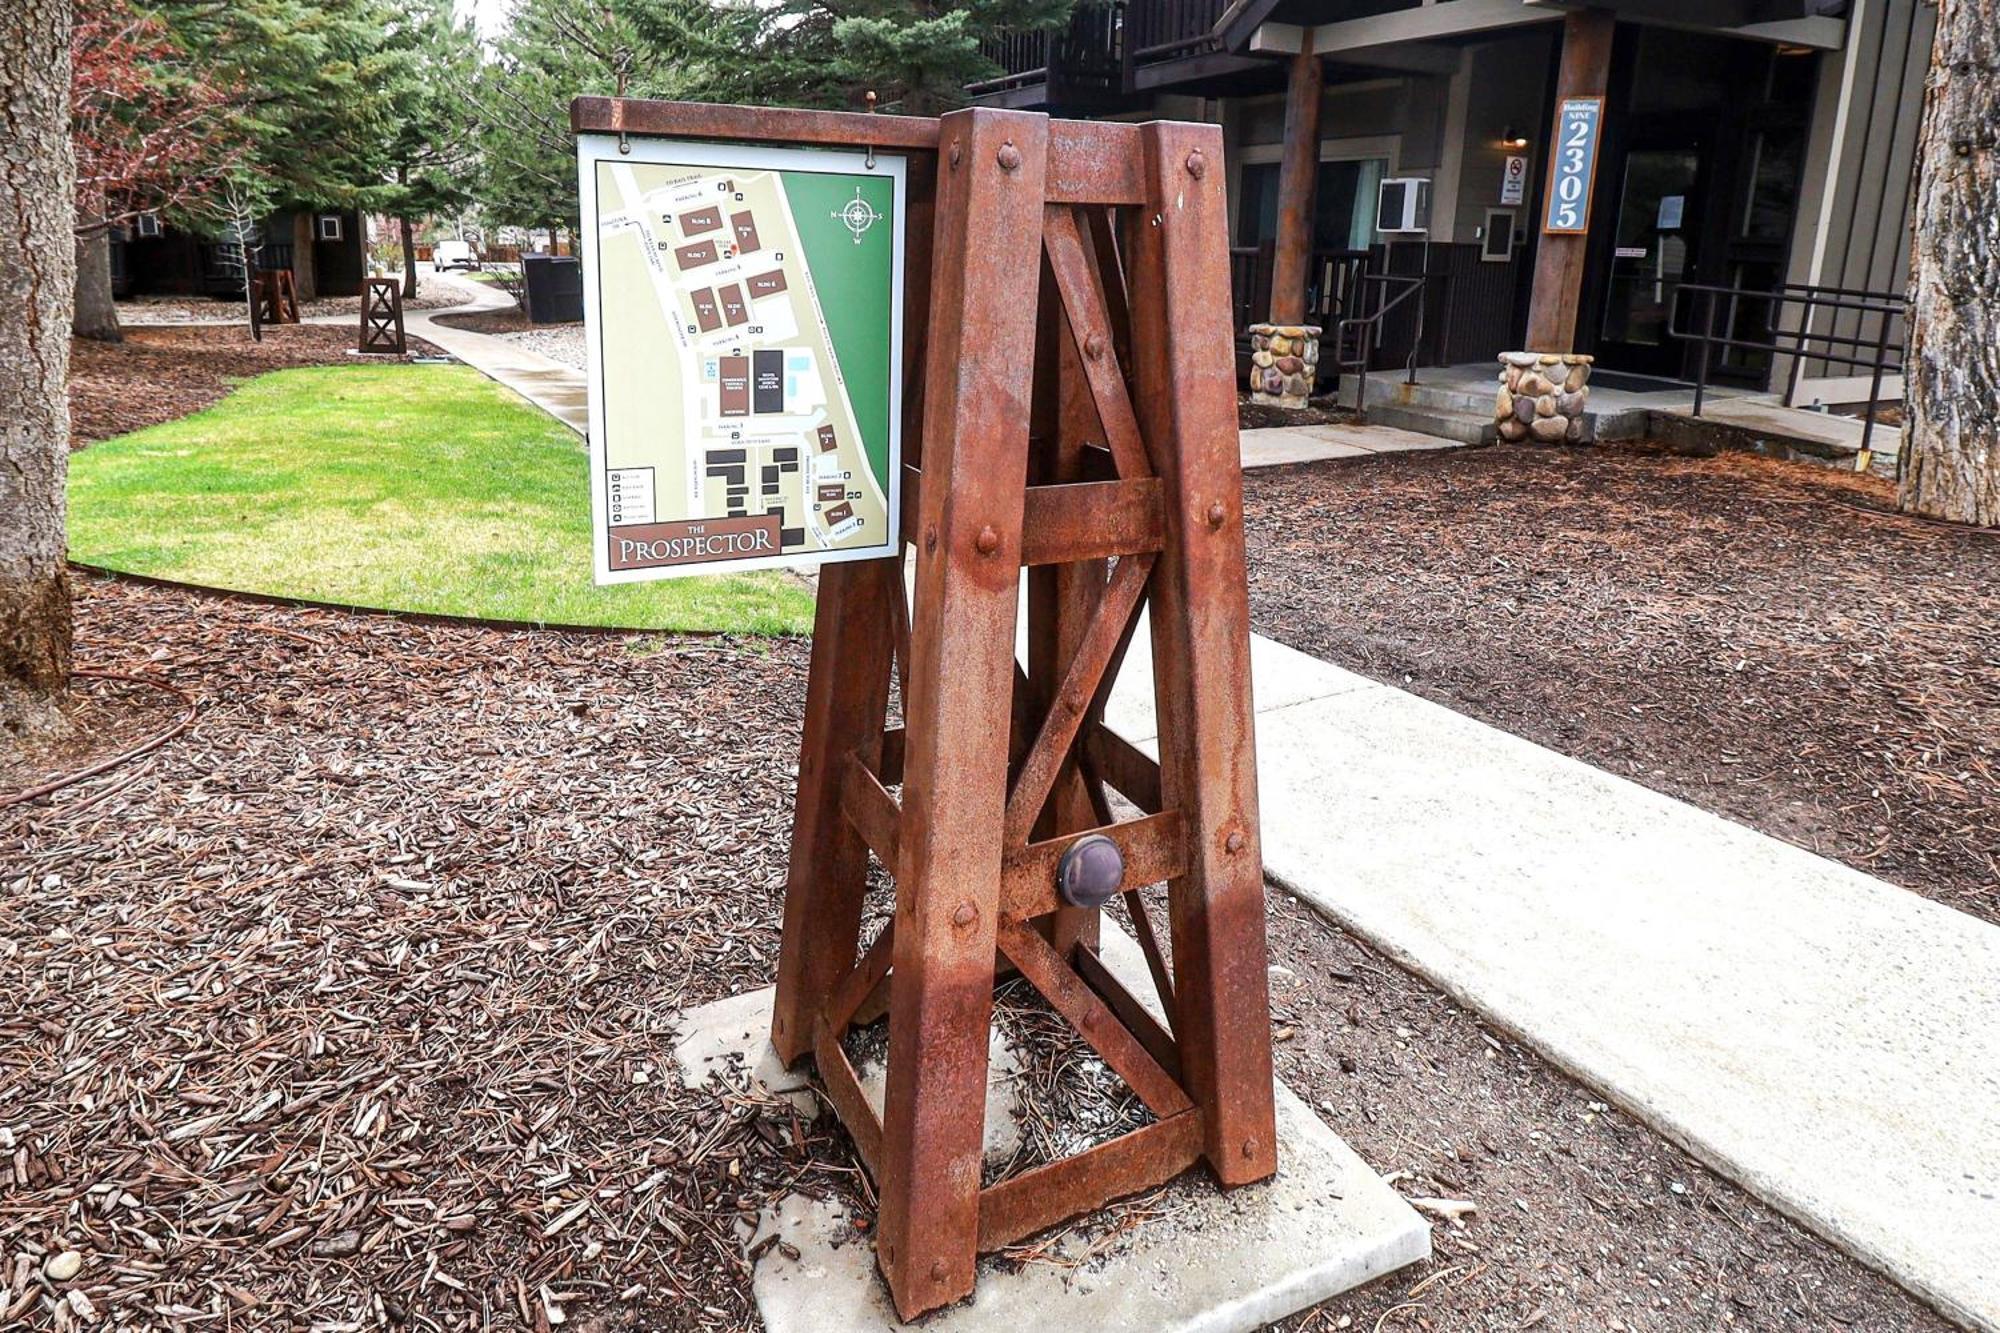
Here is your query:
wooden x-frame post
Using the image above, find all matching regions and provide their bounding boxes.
[568,95,1277,1322]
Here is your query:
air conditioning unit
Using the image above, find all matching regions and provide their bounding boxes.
[1376,178,1431,234]
[135,212,163,239]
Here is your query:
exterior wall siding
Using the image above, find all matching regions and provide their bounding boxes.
[1788,0,1936,390]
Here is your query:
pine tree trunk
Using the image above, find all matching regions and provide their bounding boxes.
[72,213,123,342]
[401,215,418,300]
[292,211,319,304]
[1,0,77,746]
[1900,0,2000,526]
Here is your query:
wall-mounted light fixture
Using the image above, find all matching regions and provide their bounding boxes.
[1500,126,1531,151]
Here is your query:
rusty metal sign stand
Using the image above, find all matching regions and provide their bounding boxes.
[254,269,300,327]
[571,96,1277,1323]
[359,278,406,355]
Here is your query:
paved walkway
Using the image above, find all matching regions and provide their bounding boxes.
[1238,421,1460,467]
[405,299,1996,1329]
[1103,626,2000,1333]
[397,285,590,433]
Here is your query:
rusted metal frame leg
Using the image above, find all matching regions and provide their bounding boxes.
[1029,254,1102,956]
[770,557,899,1066]
[1124,120,1278,1188]
[874,106,1050,1323]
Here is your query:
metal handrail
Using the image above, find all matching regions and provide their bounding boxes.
[1335,271,1427,424]
[1669,280,1906,458]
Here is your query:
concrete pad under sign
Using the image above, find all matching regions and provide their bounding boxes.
[673,927,1428,1331]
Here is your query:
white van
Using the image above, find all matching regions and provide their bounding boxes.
[432,240,480,272]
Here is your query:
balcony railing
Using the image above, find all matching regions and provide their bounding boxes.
[973,0,1220,95]
[1123,0,1227,62]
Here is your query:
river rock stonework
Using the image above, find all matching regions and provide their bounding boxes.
[1250,323,1321,408]
[1496,352,1593,445]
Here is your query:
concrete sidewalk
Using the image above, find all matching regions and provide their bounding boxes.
[403,286,590,434]
[1104,626,2000,1332]
[1238,421,1461,467]
[411,286,1997,1326]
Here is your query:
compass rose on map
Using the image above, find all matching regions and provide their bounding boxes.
[834,187,883,244]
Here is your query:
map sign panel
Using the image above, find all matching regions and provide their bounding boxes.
[577,135,906,582]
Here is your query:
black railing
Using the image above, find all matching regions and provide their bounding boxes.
[1670,281,1906,458]
[974,0,1217,92]
[1123,0,1226,60]
[973,1,1125,94]
[1230,244,1429,415]
[1331,272,1427,424]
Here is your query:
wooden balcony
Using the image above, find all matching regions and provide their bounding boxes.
[971,0,1240,108]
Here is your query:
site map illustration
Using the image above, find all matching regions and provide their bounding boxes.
[581,140,905,580]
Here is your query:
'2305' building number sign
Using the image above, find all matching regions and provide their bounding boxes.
[1544,97,1604,235]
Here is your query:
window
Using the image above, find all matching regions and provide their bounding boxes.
[317,214,345,242]
[1235,158,1388,251]
[135,212,163,239]
[1481,210,1517,263]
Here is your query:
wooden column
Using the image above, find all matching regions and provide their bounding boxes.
[1268,34,1322,327]
[1524,8,1616,352]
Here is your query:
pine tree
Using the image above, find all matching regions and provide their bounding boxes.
[3,0,77,746]
[381,0,481,296]
[1900,0,2000,526]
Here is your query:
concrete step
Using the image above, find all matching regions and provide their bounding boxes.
[1354,401,1498,447]
[1330,375,1497,417]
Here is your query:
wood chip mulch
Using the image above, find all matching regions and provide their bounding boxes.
[69,326,443,449]
[1242,442,2000,922]
[2,575,865,1332]
[2,572,1960,1332]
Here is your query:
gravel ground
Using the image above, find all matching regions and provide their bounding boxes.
[0,574,1953,1331]
[1242,442,2000,923]
[500,324,586,371]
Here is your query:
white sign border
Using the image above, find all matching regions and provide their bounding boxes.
[577,132,908,584]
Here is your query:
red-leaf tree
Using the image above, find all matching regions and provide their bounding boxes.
[70,0,250,340]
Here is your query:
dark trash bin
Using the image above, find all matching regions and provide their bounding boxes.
[522,253,583,324]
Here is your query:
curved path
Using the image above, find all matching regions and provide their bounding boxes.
[393,277,589,434]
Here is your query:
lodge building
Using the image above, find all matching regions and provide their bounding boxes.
[972,0,1932,409]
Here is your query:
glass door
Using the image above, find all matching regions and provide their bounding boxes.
[1595,146,1702,378]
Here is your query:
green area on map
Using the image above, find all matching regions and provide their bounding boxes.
[781,169,897,492]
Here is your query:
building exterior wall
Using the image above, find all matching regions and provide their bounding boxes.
[1787,0,1935,396]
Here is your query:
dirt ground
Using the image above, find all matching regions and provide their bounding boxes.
[69,325,442,447]
[1,575,1951,1331]
[1238,394,1354,432]
[431,306,536,336]
[1242,443,2000,922]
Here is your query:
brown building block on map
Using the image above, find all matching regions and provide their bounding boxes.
[746,269,787,298]
[674,239,718,270]
[719,356,750,416]
[731,211,760,252]
[823,501,855,526]
[718,284,749,326]
[689,288,721,332]
[681,205,723,235]
[816,424,838,453]
[818,483,847,503]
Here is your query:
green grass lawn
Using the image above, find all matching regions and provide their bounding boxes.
[69,364,816,634]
